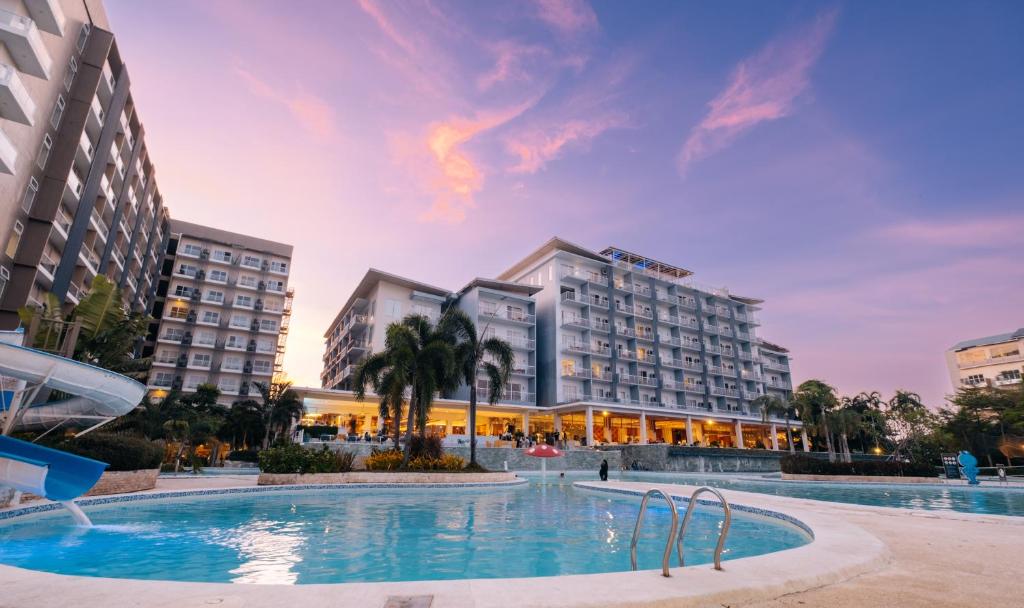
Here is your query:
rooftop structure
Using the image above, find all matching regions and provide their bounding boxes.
[945,327,1024,390]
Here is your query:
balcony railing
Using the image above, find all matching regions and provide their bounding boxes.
[561,340,610,357]
[480,308,535,324]
[683,383,705,393]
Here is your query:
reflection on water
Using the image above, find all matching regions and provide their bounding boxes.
[0,480,806,584]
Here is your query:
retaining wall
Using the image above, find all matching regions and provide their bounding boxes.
[608,444,786,473]
[84,469,160,496]
[257,471,518,485]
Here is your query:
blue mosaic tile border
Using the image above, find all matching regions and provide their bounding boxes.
[575,483,816,539]
[0,478,529,522]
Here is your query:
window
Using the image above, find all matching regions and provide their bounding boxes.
[238,275,257,288]
[253,360,273,373]
[155,350,177,364]
[50,95,66,129]
[184,374,206,390]
[205,289,224,303]
[383,299,401,318]
[195,330,215,346]
[152,371,174,387]
[208,269,228,282]
[962,374,985,386]
[211,249,231,263]
[260,319,278,331]
[162,327,185,341]
[257,338,274,353]
[172,285,194,298]
[225,335,245,349]
[200,311,219,324]
[218,378,239,392]
[266,279,284,292]
[21,177,39,213]
[36,134,53,170]
[167,305,188,319]
[76,22,91,53]
[180,243,203,257]
[230,314,249,328]
[191,353,211,368]
[63,56,78,91]
[235,294,253,308]
[5,220,23,258]
[176,263,198,277]
[242,255,261,268]
[270,260,287,273]
[222,355,243,371]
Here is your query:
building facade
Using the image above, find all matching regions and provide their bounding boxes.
[0,1,170,326]
[946,328,1023,390]
[316,238,803,450]
[146,220,293,404]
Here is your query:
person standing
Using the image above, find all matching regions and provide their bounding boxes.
[599,459,609,481]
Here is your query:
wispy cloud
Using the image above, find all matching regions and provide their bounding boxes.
[234,67,336,140]
[533,0,598,34]
[477,41,547,91]
[678,9,838,176]
[356,0,418,56]
[874,216,1024,248]
[506,114,626,173]
[414,103,534,223]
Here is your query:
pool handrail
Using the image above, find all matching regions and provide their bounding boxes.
[676,486,731,570]
[630,488,679,577]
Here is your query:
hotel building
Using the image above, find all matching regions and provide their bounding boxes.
[0,1,170,327]
[310,238,803,450]
[946,328,1024,390]
[145,220,293,405]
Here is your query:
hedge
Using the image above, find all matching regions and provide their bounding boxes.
[226,449,259,463]
[57,433,165,472]
[781,454,936,477]
[258,443,355,474]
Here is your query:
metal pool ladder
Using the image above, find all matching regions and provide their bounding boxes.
[629,489,679,577]
[676,487,732,570]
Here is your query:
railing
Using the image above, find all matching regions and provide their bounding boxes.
[676,487,731,570]
[661,358,683,368]
[630,489,679,578]
[481,308,535,324]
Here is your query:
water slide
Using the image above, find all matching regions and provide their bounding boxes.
[0,330,147,522]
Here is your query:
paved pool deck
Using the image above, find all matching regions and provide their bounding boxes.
[1,475,1022,607]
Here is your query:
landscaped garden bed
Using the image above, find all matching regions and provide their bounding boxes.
[780,454,937,483]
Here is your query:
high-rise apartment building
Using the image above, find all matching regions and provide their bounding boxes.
[0,1,170,327]
[145,220,293,405]
[315,238,803,450]
[945,328,1023,390]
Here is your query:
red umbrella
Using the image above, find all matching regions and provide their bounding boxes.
[525,444,561,474]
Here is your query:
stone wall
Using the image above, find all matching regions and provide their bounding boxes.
[85,469,160,496]
[782,473,938,484]
[608,445,785,473]
[303,441,619,472]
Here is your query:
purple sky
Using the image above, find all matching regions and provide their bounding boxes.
[104,0,1024,408]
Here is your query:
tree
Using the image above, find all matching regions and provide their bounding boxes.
[253,381,304,448]
[440,308,514,467]
[885,390,940,463]
[830,406,863,463]
[792,379,840,461]
[219,400,266,450]
[942,385,1023,466]
[752,394,793,452]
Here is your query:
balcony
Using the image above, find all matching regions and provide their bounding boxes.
[662,380,684,390]
[561,340,610,357]
[709,386,725,397]
[762,359,789,371]
[704,344,721,354]
[658,312,680,325]
[89,211,108,242]
[681,340,702,352]
[741,390,760,401]
[0,9,51,78]
[561,368,594,380]
[715,306,732,317]
[24,0,66,36]
[615,326,635,338]
[560,291,587,306]
[675,296,697,310]
[560,314,589,330]
[510,366,535,376]
[635,330,655,343]
[703,324,719,335]
[679,318,699,329]
[994,377,1022,386]
[660,336,681,347]
[682,361,702,372]
[958,353,1024,369]
[735,330,752,341]
[707,365,724,375]
[480,308,535,324]
[0,64,35,125]
[53,205,72,239]
[505,336,535,350]
[635,307,653,319]
[614,303,633,315]
[661,357,683,369]
[683,383,705,394]
[499,392,535,405]
[765,378,790,389]
[618,349,637,361]
[636,352,656,365]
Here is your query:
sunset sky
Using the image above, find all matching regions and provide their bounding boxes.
[104,0,1024,408]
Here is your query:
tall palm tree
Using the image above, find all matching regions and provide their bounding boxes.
[352,314,455,466]
[830,406,863,463]
[752,394,793,452]
[439,308,514,467]
[792,379,840,461]
[253,381,304,448]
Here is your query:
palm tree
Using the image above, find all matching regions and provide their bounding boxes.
[792,379,840,461]
[439,308,514,467]
[253,381,304,448]
[352,314,455,466]
[752,394,793,452]
[830,406,863,463]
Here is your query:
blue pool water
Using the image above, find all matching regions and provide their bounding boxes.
[0,480,807,584]
[620,472,1024,516]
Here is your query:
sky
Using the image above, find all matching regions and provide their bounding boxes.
[103,0,1024,409]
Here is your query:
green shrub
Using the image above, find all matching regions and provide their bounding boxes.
[409,435,443,460]
[299,425,339,438]
[56,433,165,472]
[365,449,404,471]
[258,444,354,474]
[781,454,936,477]
[226,449,259,463]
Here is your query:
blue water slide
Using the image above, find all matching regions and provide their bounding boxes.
[0,435,108,501]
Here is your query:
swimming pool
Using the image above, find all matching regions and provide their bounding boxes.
[0,480,808,584]
[620,472,1024,516]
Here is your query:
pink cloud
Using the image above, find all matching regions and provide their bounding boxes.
[356,0,418,56]
[235,67,336,140]
[477,42,547,91]
[533,0,598,34]
[678,9,838,176]
[400,103,535,223]
[506,114,626,173]
[874,216,1024,247]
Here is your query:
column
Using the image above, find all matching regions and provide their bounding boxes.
[364,414,374,435]
[735,420,745,449]
[603,414,612,444]
[522,411,530,436]
[639,412,648,444]
[685,416,694,445]
[770,424,779,451]
[801,428,810,452]
[585,407,594,446]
